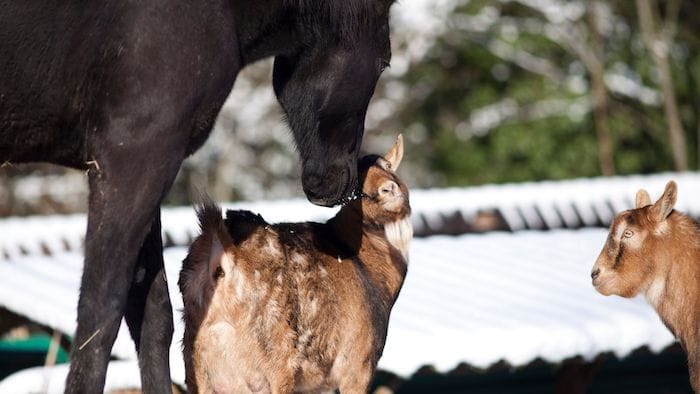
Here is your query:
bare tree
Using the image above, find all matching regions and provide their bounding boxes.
[500,0,617,176]
[636,0,687,171]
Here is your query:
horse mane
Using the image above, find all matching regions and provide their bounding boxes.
[285,0,394,39]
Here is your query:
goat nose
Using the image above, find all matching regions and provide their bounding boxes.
[591,268,601,280]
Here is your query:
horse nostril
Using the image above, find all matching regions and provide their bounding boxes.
[591,268,601,280]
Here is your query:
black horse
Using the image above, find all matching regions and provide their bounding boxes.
[0,0,394,392]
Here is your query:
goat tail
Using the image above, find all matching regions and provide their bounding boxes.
[195,195,224,239]
[187,195,236,279]
[196,195,235,249]
[179,196,236,323]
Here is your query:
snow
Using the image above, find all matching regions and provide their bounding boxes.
[389,0,462,74]
[2,172,699,257]
[0,361,141,394]
[407,172,700,231]
[379,229,673,375]
[0,215,85,261]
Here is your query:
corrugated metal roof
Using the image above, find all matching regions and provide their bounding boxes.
[0,228,674,392]
[1,172,699,260]
[409,172,700,233]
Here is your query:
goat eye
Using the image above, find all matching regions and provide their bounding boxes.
[623,229,633,238]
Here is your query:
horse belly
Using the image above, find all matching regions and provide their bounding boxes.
[0,100,85,167]
[0,3,100,167]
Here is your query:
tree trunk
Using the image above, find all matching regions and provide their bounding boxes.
[586,0,615,176]
[636,0,688,171]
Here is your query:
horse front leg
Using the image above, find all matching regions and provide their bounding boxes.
[65,142,184,393]
[125,210,174,393]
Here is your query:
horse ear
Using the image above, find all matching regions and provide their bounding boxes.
[635,189,651,208]
[384,134,404,171]
[651,181,677,221]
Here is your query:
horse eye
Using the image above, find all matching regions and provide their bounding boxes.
[623,229,633,238]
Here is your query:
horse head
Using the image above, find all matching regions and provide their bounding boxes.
[272,0,394,206]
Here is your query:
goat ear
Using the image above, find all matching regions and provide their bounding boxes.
[384,134,404,171]
[635,189,652,208]
[652,180,677,221]
[209,236,234,281]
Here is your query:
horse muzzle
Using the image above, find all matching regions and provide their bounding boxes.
[302,161,357,207]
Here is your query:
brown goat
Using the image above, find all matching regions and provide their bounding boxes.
[178,136,411,393]
[591,180,700,392]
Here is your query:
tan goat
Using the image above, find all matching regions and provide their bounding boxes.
[178,135,412,393]
[591,180,700,392]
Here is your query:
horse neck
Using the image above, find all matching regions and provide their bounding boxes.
[328,204,365,250]
[233,1,304,65]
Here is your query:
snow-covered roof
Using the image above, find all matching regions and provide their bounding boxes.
[409,172,700,232]
[1,173,692,391]
[2,172,699,260]
[0,228,674,392]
